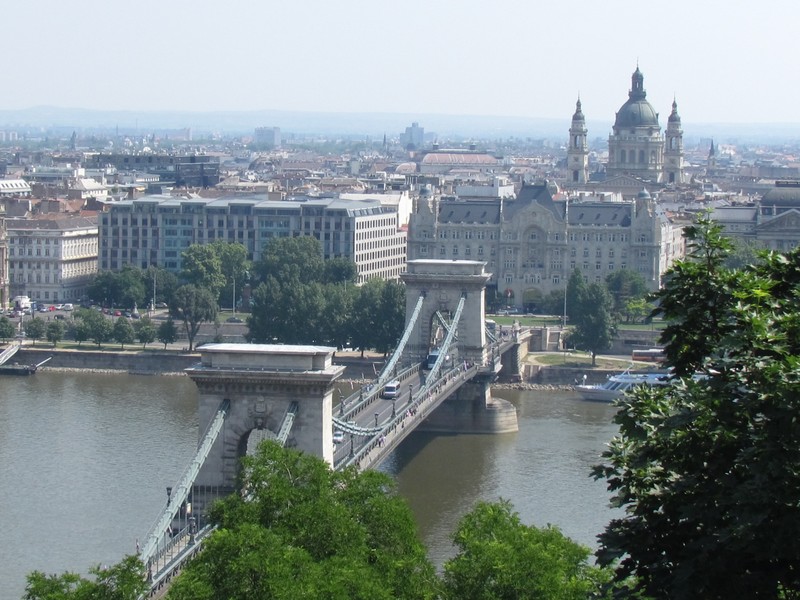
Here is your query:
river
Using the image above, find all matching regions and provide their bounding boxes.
[0,372,619,598]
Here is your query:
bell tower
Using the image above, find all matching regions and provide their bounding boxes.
[567,97,589,184]
[664,98,684,184]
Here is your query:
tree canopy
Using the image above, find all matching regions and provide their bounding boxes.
[567,271,616,366]
[442,500,611,599]
[166,441,438,600]
[170,285,218,352]
[594,214,800,598]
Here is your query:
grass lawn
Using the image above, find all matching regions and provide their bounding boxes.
[530,352,658,370]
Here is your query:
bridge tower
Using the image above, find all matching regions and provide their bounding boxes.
[400,259,491,366]
[186,344,345,490]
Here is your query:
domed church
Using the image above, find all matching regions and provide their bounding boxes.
[569,66,684,186]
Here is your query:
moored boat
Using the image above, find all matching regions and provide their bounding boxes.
[577,369,671,402]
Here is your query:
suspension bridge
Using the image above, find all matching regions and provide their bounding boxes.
[138,259,530,596]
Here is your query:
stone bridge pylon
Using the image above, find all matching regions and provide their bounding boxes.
[186,344,345,489]
[400,259,492,366]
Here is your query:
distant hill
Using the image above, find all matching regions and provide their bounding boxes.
[1,106,800,143]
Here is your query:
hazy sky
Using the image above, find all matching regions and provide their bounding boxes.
[6,0,798,124]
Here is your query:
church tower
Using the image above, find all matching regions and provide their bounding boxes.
[706,140,718,176]
[663,98,684,184]
[567,97,589,184]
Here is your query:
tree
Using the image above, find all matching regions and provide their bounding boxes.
[24,317,46,346]
[253,236,324,286]
[594,214,800,598]
[351,279,384,357]
[442,500,610,599]
[71,319,90,347]
[181,244,226,299]
[376,280,405,355]
[166,442,438,600]
[134,317,157,349]
[211,241,250,310]
[113,317,136,349]
[565,268,587,323]
[569,283,616,366]
[157,318,179,349]
[605,269,649,321]
[76,308,114,348]
[0,316,15,341]
[24,554,147,600]
[46,320,65,347]
[322,257,357,285]
[170,285,218,352]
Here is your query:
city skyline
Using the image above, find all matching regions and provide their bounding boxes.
[6,0,800,126]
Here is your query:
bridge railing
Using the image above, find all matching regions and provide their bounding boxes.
[139,399,229,572]
[334,362,421,431]
[340,362,481,470]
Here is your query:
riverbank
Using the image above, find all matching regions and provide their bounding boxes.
[5,344,624,388]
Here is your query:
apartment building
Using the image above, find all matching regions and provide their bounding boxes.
[6,216,98,303]
[99,195,406,284]
[407,184,684,310]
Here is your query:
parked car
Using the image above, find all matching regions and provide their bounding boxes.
[63,303,74,311]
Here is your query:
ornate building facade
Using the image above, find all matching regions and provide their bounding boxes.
[407,184,684,310]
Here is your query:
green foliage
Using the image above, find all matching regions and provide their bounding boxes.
[74,308,114,348]
[442,500,611,600]
[569,282,616,366]
[170,285,218,351]
[209,241,251,309]
[167,442,438,600]
[157,318,179,349]
[594,214,800,598]
[0,316,15,340]
[245,237,394,352]
[605,269,649,321]
[24,555,147,600]
[88,266,175,310]
[565,268,587,321]
[181,244,226,299]
[134,317,156,349]
[24,317,47,346]
[323,257,358,285]
[253,236,324,286]
[651,214,735,377]
[46,320,65,347]
[112,316,136,349]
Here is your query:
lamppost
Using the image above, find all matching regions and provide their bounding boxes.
[186,503,196,545]
[374,412,379,427]
[392,398,396,418]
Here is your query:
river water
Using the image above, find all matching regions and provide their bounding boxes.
[0,372,619,598]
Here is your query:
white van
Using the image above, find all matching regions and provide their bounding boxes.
[381,380,401,399]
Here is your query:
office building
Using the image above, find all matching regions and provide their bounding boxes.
[99,195,406,284]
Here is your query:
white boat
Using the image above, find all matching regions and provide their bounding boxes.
[577,369,671,402]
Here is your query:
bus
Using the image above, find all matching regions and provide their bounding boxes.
[631,348,665,363]
[425,348,452,370]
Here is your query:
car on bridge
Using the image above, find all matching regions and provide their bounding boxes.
[381,381,400,399]
[333,430,345,444]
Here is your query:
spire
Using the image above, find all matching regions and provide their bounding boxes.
[629,66,646,101]
[572,96,584,121]
[709,140,716,157]
[668,97,681,123]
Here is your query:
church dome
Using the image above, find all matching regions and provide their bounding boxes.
[613,67,660,129]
